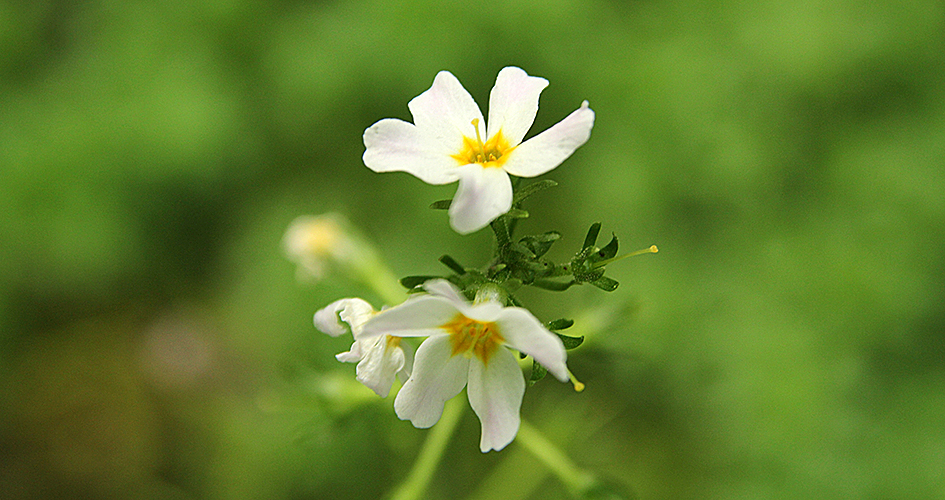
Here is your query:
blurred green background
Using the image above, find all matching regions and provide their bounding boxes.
[2,0,943,498]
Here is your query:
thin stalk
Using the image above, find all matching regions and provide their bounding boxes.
[389,397,465,500]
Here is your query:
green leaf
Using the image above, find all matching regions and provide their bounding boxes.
[505,208,529,219]
[556,332,585,349]
[512,179,558,205]
[589,276,619,292]
[583,222,602,250]
[529,360,548,385]
[439,255,467,275]
[547,318,574,331]
[532,278,576,291]
[399,275,439,289]
[429,199,452,210]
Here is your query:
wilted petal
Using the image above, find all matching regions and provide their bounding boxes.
[495,308,568,382]
[502,101,595,178]
[467,348,526,452]
[394,335,469,428]
[486,67,548,146]
[408,70,484,152]
[448,164,513,234]
[363,118,460,185]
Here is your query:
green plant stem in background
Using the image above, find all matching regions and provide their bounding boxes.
[516,420,597,496]
[389,396,465,500]
[354,259,405,305]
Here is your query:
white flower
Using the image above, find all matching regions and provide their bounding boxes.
[361,280,568,452]
[314,298,412,398]
[363,66,595,234]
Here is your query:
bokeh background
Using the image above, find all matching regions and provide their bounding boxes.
[2,0,943,498]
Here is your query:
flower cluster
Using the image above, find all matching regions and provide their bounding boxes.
[305,67,650,452]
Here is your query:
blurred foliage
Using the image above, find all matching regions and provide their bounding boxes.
[1,0,943,499]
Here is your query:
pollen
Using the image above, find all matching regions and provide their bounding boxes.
[441,314,505,365]
[451,119,514,168]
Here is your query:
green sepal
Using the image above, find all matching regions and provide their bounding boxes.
[513,179,558,205]
[439,255,467,275]
[547,318,574,331]
[520,231,560,259]
[583,222,602,250]
[556,332,585,350]
[596,233,619,261]
[399,275,439,289]
[589,276,619,292]
[529,360,548,385]
[532,278,576,291]
[429,199,452,210]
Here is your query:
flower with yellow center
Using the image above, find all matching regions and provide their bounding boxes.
[363,66,595,234]
[314,298,413,398]
[361,280,569,452]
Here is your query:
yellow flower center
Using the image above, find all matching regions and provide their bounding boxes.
[451,118,514,168]
[441,314,505,365]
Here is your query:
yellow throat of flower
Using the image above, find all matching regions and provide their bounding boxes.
[442,314,504,365]
[452,118,513,168]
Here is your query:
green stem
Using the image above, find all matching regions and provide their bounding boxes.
[516,419,596,496]
[389,396,465,500]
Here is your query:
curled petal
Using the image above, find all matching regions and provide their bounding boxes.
[502,101,595,178]
[394,335,469,428]
[487,67,548,146]
[356,337,406,398]
[448,165,514,234]
[314,298,374,337]
[467,349,525,452]
[495,308,568,382]
[363,119,459,185]
[408,70,484,152]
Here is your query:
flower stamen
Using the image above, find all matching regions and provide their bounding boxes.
[442,314,504,365]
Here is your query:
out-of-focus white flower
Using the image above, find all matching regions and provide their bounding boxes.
[363,67,595,234]
[314,298,412,398]
[283,214,359,281]
[361,280,568,452]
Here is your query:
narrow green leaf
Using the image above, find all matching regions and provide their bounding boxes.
[555,332,585,349]
[439,255,467,275]
[505,208,529,219]
[547,318,575,331]
[532,278,576,291]
[583,222,602,250]
[513,179,558,205]
[399,275,439,289]
[590,276,619,292]
[429,199,452,210]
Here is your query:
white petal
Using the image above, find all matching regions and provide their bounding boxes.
[501,101,595,178]
[363,118,460,185]
[394,335,469,428]
[314,298,374,337]
[486,67,548,146]
[361,295,460,339]
[448,164,513,234]
[466,349,525,452]
[408,70,484,153]
[355,337,406,398]
[495,308,569,382]
[422,279,468,304]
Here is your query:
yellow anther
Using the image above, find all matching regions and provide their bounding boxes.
[471,118,487,162]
